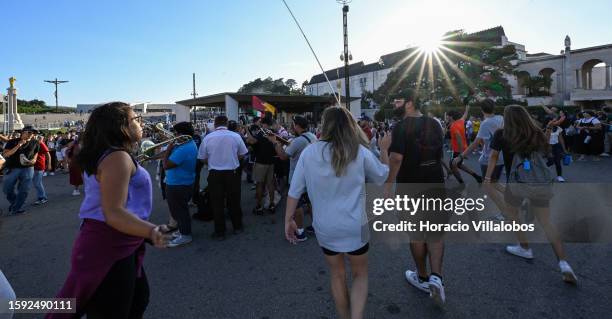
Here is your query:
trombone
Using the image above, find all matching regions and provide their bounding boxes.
[136,123,192,163]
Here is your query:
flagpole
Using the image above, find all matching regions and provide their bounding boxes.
[281,0,341,106]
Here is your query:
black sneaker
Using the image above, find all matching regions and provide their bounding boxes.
[253,207,264,215]
[267,204,277,215]
[12,210,27,216]
[305,225,315,234]
[295,232,307,242]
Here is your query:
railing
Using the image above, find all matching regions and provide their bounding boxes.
[571,88,612,101]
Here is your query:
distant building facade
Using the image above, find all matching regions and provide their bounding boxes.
[306,26,612,110]
[77,102,180,113]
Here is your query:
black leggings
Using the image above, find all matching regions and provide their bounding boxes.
[85,252,150,319]
[550,143,563,176]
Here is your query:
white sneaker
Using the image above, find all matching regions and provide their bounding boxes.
[506,245,534,259]
[599,153,610,157]
[559,260,578,284]
[72,189,81,196]
[556,176,566,182]
[404,270,429,293]
[43,172,48,177]
[167,234,193,248]
[428,274,446,306]
[49,172,55,176]
[577,155,586,161]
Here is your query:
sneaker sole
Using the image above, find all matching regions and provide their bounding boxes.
[562,271,578,284]
[167,240,192,248]
[296,237,308,242]
[429,284,445,307]
[505,248,534,260]
[404,271,430,294]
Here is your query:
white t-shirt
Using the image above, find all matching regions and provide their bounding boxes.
[580,117,600,125]
[549,127,562,145]
[288,142,389,252]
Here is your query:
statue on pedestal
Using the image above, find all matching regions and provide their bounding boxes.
[6,77,24,131]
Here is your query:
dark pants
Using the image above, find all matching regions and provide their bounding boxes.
[551,143,563,176]
[166,184,193,236]
[49,149,57,172]
[208,169,243,234]
[86,251,150,319]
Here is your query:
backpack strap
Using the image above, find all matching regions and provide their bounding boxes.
[301,133,311,144]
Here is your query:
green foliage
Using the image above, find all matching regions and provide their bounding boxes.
[238,77,305,95]
[373,29,517,108]
[522,75,553,97]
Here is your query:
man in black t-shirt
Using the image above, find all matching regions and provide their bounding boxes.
[386,90,448,306]
[2,126,41,215]
[246,117,277,215]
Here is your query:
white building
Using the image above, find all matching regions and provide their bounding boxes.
[76,102,191,122]
[305,26,612,110]
[305,27,526,117]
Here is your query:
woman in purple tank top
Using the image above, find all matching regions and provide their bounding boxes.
[47,102,170,319]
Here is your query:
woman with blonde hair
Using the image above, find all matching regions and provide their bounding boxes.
[285,107,391,319]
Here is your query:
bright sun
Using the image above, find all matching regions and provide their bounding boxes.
[417,37,442,53]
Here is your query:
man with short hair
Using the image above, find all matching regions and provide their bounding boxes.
[2,126,40,215]
[32,135,51,205]
[268,115,317,241]
[446,109,468,183]
[452,99,503,182]
[247,116,277,215]
[386,90,448,306]
[164,122,198,247]
[199,115,248,240]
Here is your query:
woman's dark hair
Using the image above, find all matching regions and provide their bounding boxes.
[503,105,549,155]
[173,122,195,137]
[77,102,137,175]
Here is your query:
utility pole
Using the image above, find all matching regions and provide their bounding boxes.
[44,78,69,112]
[191,73,198,124]
[338,0,352,109]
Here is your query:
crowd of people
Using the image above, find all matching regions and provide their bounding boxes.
[0,96,610,318]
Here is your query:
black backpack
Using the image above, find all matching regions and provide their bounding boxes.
[402,116,443,167]
[193,187,213,221]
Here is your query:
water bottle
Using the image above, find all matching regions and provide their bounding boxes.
[563,154,572,166]
[523,159,531,171]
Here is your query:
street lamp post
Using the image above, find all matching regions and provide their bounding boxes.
[338,0,352,109]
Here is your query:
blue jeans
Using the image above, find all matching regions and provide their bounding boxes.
[33,169,47,200]
[3,167,34,212]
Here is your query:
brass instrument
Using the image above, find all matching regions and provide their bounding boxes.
[249,125,290,145]
[136,123,192,162]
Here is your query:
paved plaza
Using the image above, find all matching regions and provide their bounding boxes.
[1,157,611,318]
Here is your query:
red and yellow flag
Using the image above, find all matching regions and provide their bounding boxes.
[252,96,276,116]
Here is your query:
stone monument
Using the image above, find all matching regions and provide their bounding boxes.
[6,77,24,132]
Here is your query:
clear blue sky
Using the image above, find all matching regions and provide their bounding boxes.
[2,0,611,107]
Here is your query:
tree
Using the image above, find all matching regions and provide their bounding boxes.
[523,75,552,97]
[238,77,305,95]
[373,29,517,111]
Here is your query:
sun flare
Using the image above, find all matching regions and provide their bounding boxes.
[417,37,442,53]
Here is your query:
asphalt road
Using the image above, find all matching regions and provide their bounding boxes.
[1,156,611,318]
